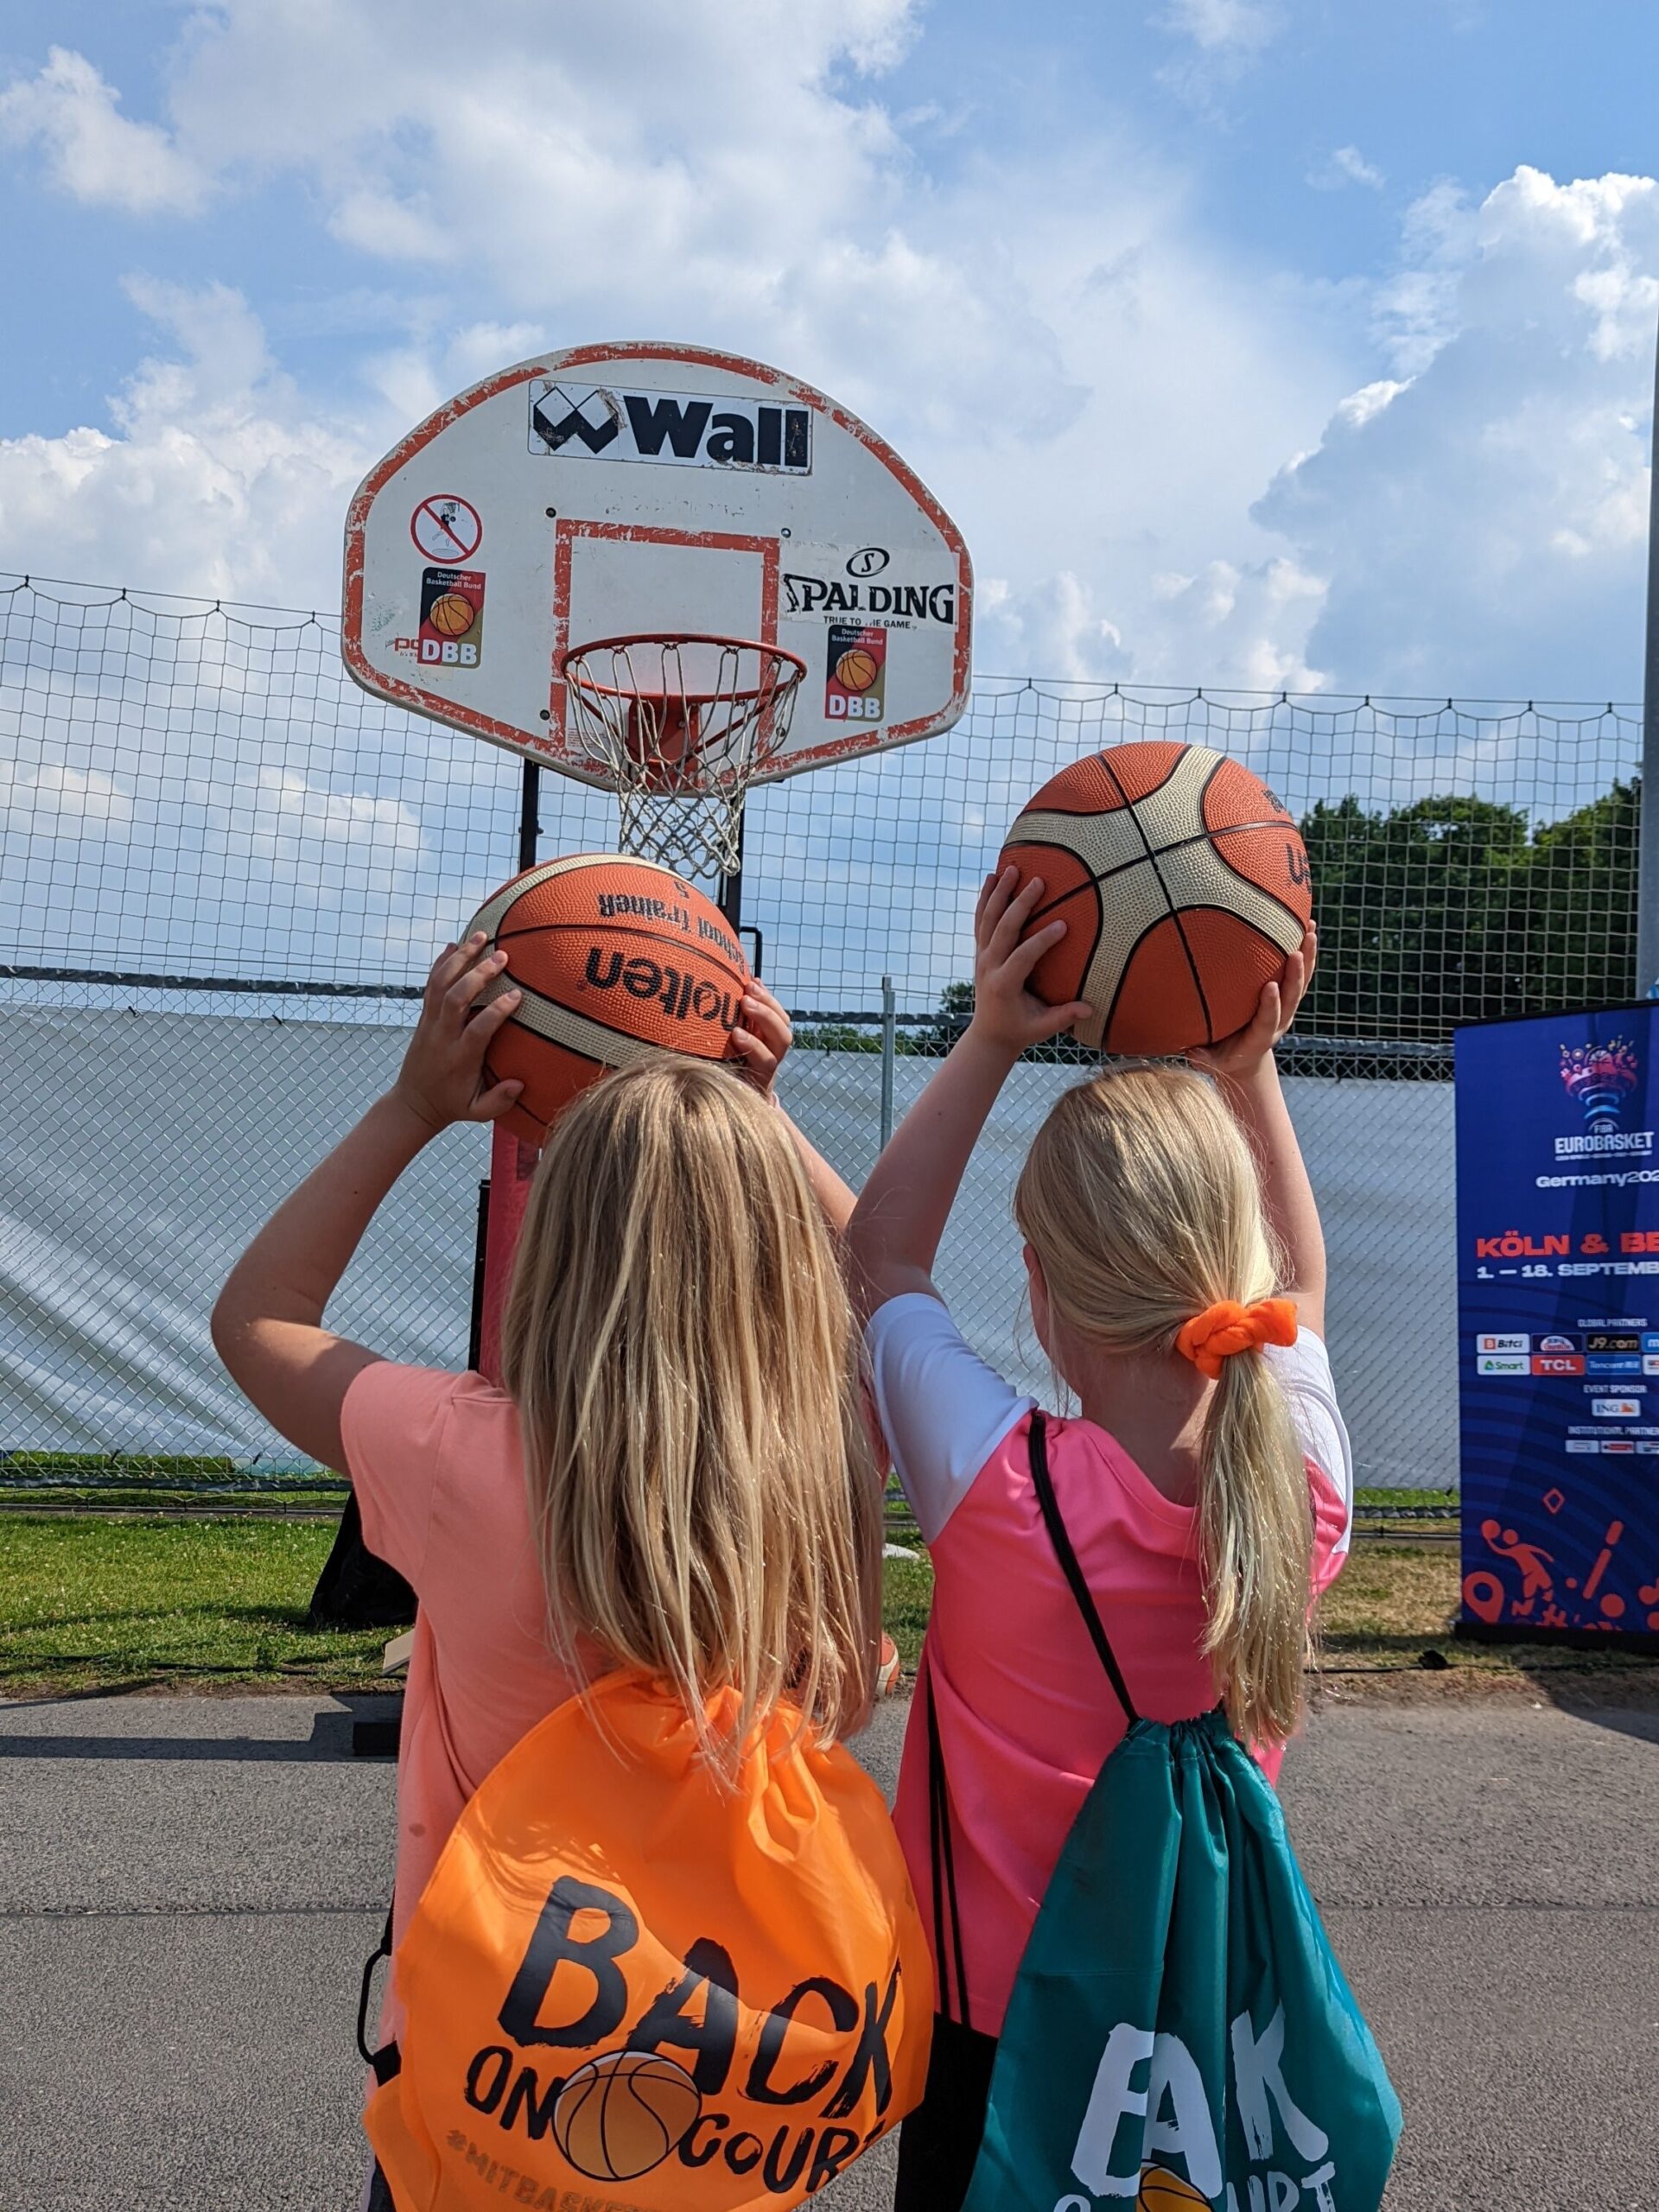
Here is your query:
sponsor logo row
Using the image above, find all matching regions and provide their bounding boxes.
[1565,1438,1659,1453]
[1478,1344,1657,1370]
[1476,1332,1656,1354]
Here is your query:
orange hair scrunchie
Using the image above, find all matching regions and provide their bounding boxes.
[1174,1296,1299,1380]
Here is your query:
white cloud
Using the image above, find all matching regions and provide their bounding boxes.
[0,757,133,832]
[0,47,207,214]
[1332,378,1408,429]
[124,0,1084,455]
[0,281,375,601]
[1308,145,1385,193]
[977,574,1132,682]
[1255,165,1659,696]
[250,767,425,891]
[1135,556,1326,690]
[0,3,1355,664]
[15,22,1653,710]
[1155,0,1282,102]
[1158,0,1281,53]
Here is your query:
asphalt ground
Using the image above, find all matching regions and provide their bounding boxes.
[2,1688,1655,2212]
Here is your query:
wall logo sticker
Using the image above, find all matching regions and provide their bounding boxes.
[528,382,812,473]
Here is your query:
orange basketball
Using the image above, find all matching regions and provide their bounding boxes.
[1138,2167,1211,2210]
[467,853,752,1147]
[428,591,475,637]
[998,741,1311,1057]
[551,2050,702,2182]
[836,647,880,692]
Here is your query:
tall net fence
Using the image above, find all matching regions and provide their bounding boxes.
[0,574,1642,1490]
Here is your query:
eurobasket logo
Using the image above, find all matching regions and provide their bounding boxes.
[1556,1039,1649,1160]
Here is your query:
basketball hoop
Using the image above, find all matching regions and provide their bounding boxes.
[558,633,807,878]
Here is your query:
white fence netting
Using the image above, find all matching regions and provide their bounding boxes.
[1,1003,1453,1488]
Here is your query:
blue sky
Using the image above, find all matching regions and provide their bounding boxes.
[0,0,1655,698]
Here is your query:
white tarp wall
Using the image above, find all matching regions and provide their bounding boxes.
[0,1005,1455,1487]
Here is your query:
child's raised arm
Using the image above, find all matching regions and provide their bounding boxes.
[733,978,858,1235]
[845,868,1090,1320]
[211,937,524,1469]
[1190,923,1326,1337]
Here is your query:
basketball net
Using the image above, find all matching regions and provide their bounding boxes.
[559,634,807,880]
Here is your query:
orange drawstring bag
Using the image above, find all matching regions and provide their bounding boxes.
[365,1669,931,2210]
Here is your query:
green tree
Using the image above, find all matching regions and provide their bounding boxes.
[1521,776,1638,1013]
[795,779,1638,1053]
[1299,782,1637,1039]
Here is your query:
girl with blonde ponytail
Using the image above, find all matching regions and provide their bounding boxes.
[847,868,1353,2210]
[211,942,902,2195]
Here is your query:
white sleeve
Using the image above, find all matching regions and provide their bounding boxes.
[864,1293,1033,1543]
[1265,1332,1355,1554]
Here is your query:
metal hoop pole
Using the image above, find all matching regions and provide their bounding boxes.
[719,808,745,929]
[518,757,542,873]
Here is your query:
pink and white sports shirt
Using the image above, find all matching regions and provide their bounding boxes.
[867,1293,1353,2039]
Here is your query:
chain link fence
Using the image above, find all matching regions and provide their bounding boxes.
[0,574,1642,1491]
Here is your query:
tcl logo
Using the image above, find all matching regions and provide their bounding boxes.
[1531,1355,1584,1376]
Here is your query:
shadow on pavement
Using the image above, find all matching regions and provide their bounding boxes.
[1524,1683,1659,1746]
[0,1693,403,1764]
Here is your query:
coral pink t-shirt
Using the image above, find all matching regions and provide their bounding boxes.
[340,1363,605,2031]
[867,1294,1353,2039]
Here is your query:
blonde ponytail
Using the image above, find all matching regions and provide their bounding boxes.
[1014,1067,1314,1745]
[1195,1347,1314,1744]
[500,1056,881,1771]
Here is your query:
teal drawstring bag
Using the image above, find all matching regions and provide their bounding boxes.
[950,1413,1401,2212]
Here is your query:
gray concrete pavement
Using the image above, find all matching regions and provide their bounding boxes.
[1,1689,1655,2210]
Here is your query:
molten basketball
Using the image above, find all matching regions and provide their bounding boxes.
[835,647,880,692]
[467,853,751,1147]
[1138,2167,1211,2210]
[428,591,474,637]
[551,2050,702,2182]
[999,741,1311,1056]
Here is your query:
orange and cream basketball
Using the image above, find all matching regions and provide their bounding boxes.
[999,740,1311,1058]
[467,853,751,1147]
[428,591,475,637]
[552,2050,702,2182]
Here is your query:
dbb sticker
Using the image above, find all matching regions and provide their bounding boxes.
[419,568,486,669]
[825,623,886,725]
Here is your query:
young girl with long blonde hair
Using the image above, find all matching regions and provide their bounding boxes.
[212,936,896,2204]
[847,869,1352,2210]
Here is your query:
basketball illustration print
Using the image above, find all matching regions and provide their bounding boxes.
[835,646,880,692]
[999,740,1312,1057]
[1138,2165,1211,2210]
[552,2050,702,2181]
[428,590,475,638]
[467,852,753,1147]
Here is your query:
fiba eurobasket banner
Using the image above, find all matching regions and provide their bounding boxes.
[1455,1002,1659,1644]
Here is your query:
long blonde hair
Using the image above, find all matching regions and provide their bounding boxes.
[500,1057,880,1766]
[1014,1066,1313,1745]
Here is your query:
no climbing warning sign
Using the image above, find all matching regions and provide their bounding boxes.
[410,495,482,563]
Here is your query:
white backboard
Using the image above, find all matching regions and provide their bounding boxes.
[342,342,972,786]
